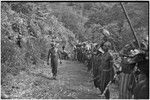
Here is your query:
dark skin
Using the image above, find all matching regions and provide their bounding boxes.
[47,46,55,65]
[99,44,114,99]
[102,44,109,53]
[47,44,59,79]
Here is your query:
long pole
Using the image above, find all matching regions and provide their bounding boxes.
[120,2,140,48]
[101,74,118,96]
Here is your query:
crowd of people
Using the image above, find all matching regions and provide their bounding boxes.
[47,33,148,99]
[70,36,149,99]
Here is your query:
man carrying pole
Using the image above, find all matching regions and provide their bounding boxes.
[117,3,141,99]
[96,2,144,99]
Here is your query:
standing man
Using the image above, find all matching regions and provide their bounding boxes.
[92,43,103,88]
[118,41,138,99]
[81,43,86,63]
[118,38,149,99]
[99,42,114,99]
[73,45,77,61]
[76,44,82,62]
[47,43,58,80]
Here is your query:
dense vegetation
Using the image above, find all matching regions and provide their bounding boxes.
[1,1,148,86]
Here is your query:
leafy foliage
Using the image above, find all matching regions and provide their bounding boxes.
[1,2,77,81]
[1,2,148,83]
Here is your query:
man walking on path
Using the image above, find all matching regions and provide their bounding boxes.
[47,43,58,80]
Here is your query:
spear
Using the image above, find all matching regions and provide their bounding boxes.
[100,4,141,98]
[100,73,118,97]
[120,2,140,48]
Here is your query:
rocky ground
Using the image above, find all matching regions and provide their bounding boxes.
[2,60,119,99]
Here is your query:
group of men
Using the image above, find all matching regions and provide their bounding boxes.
[73,41,115,98]
[46,35,149,99]
[73,42,90,63]
[72,37,149,99]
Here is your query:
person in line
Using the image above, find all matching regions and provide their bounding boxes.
[99,42,114,99]
[118,40,144,99]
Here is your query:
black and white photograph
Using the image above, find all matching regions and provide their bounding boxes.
[1,1,149,99]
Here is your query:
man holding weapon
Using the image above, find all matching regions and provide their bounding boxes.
[88,22,117,99]
[101,3,148,99]
[92,2,148,99]
[117,2,146,99]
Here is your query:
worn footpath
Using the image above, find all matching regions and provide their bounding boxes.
[2,60,119,99]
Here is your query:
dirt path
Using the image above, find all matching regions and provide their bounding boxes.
[30,60,102,99]
[2,60,119,99]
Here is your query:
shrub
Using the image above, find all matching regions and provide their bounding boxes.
[1,38,26,80]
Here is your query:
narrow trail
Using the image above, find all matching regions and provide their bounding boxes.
[3,60,119,99]
[30,60,102,99]
[56,60,101,99]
